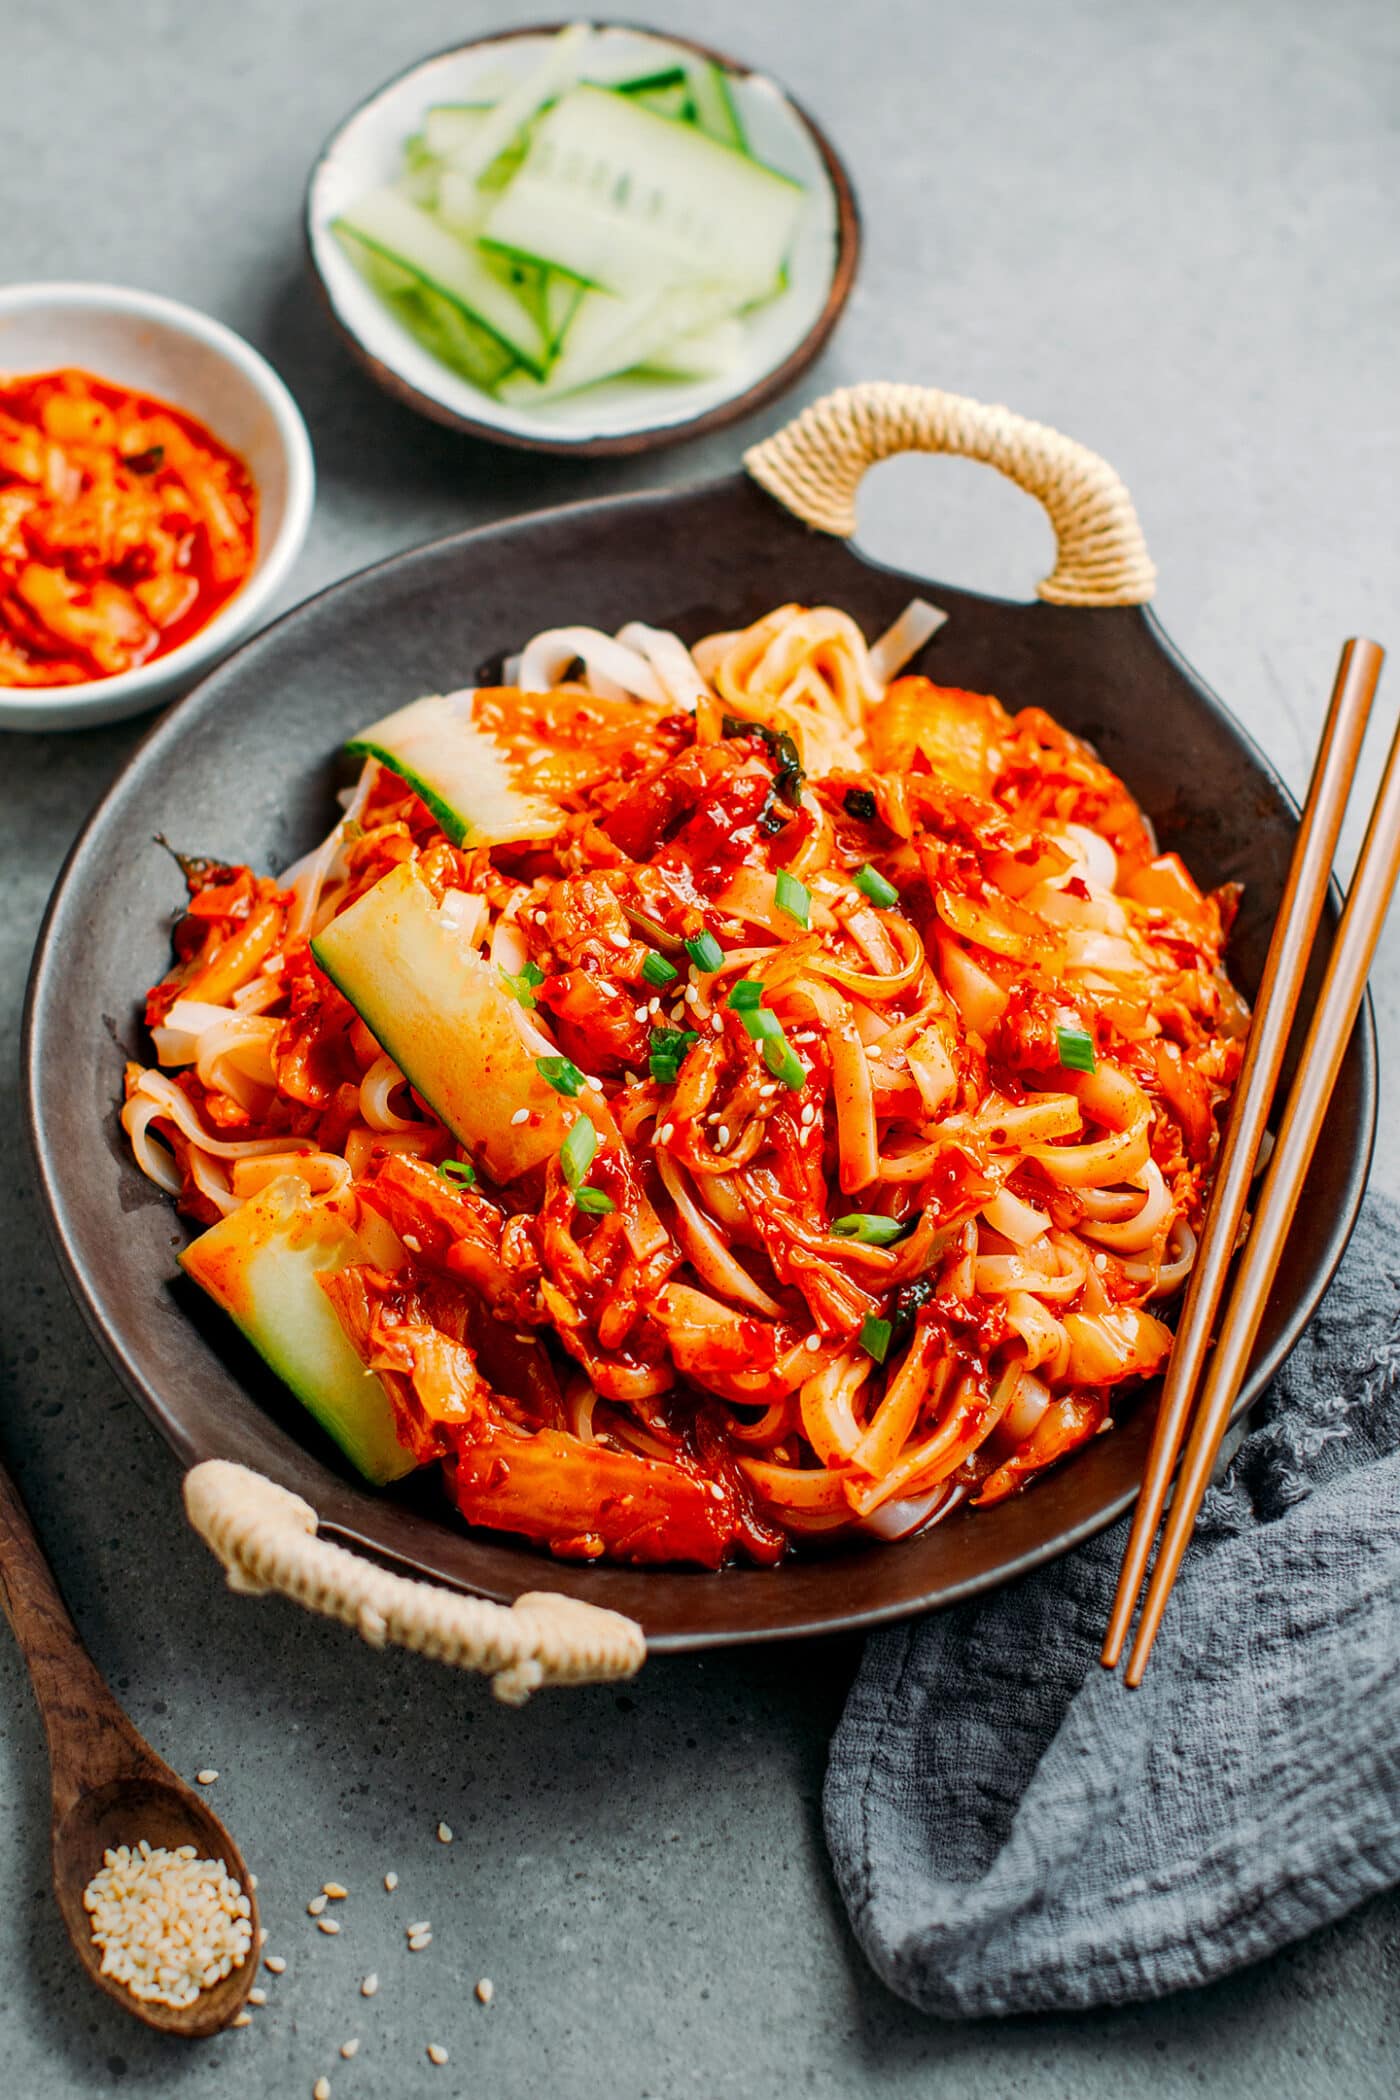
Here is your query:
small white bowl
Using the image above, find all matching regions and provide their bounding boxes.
[0,283,315,733]
[306,24,859,456]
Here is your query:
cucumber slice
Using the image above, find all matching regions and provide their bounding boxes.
[482,85,802,299]
[612,65,690,96]
[684,58,748,152]
[345,690,564,845]
[443,20,592,186]
[335,187,549,372]
[623,78,696,123]
[497,278,742,404]
[638,315,746,378]
[311,862,579,1183]
[180,1178,414,1485]
[334,226,519,391]
[422,103,493,158]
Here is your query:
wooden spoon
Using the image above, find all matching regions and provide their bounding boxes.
[0,1456,259,2037]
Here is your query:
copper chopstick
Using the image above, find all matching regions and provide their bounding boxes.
[1101,639,1386,1672]
[1123,639,1394,1683]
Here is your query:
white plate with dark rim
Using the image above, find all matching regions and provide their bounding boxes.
[304,21,860,457]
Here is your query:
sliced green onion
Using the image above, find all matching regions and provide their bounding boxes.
[1055,1023,1097,1074]
[438,1158,477,1186]
[831,1213,907,1246]
[859,1314,893,1365]
[762,1033,806,1091]
[853,863,899,909]
[559,1114,597,1189]
[536,1054,584,1097]
[743,1006,784,1044]
[641,950,679,989]
[774,870,811,928]
[649,1026,699,1084]
[727,979,764,1011]
[500,958,546,1008]
[684,930,724,973]
[573,1186,615,1215]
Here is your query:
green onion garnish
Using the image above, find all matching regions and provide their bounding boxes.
[831,1213,907,1246]
[1055,1023,1097,1074]
[853,863,899,909]
[744,1006,784,1044]
[641,950,679,989]
[684,930,724,973]
[727,980,764,1011]
[438,1159,477,1186]
[649,1026,699,1084]
[774,870,811,928]
[573,1186,615,1216]
[559,1115,597,1189]
[536,1054,584,1097]
[762,1034,806,1091]
[500,959,546,1008]
[859,1314,893,1364]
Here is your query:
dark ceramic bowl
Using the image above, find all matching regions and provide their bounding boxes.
[24,471,1375,1650]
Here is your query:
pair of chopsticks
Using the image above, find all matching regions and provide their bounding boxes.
[1103,636,1392,1685]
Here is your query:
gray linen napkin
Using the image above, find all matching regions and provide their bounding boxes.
[824,1189,1400,2016]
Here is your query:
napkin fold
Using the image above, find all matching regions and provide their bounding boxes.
[824,1190,1400,2016]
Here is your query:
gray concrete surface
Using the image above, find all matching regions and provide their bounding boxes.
[3,2,1399,2094]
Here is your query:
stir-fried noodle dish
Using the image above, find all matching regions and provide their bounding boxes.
[124,601,1249,1566]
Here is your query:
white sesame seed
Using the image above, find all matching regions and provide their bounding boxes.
[407,1920,431,1937]
[608,930,629,950]
[715,1125,730,1148]
[232,2010,252,2027]
[805,1334,822,1352]
[196,1770,218,1785]
[317,1917,341,1936]
[361,1973,379,1998]
[657,1123,673,1145]
[259,1926,269,1945]
[648,997,661,1016]
[323,1882,348,1899]
[307,1895,327,1916]
[314,2080,332,2100]
[799,1103,815,1127]
[633,1005,648,1023]
[383,1872,398,1892]
[408,1933,432,1952]
[1094,1252,1107,1271]
[247,1874,258,1890]
[427,2044,449,2066]
[510,1107,530,1126]
[476,1977,495,2005]
[436,1823,453,1844]
[80,1843,253,2011]
[248,1987,267,2006]
[265,1955,286,1973]
[340,2039,360,2060]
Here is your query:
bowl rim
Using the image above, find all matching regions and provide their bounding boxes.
[303,20,862,457]
[0,280,316,728]
[20,471,1379,1649]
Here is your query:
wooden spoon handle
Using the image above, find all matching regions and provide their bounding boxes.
[0,1458,163,1811]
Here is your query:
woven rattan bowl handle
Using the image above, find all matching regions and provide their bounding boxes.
[743,381,1156,608]
[183,1461,644,1704]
